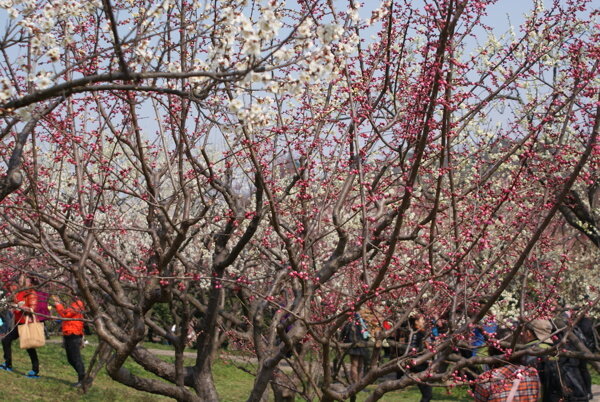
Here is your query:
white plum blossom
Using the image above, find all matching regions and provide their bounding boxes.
[22,0,37,10]
[236,14,255,39]
[7,6,18,18]
[248,71,269,84]
[289,81,303,96]
[298,71,311,84]
[33,72,53,90]
[221,30,236,50]
[193,58,208,71]
[369,2,391,25]
[167,62,181,73]
[243,34,262,57]
[274,46,294,61]
[15,106,33,122]
[265,80,281,95]
[297,19,313,37]
[46,47,60,61]
[189,75,207,85]
[341,36,359,56]
[29,36,42,53]
[320,49,336,76]
[17,18,36,34]
[317,24,344,44]
[248,103,263,122]
[220,6,234,20]
[228,98,244,115]
[258,9,282,40]
[307,59,320,74]
[43,3,57,19]
[0,78,15,102]
[337,42,354,55]
[135,40,153,62]
[189,61,209,84]
[348,7,360,23]
[62,21,75,46]
[151,0,171,17]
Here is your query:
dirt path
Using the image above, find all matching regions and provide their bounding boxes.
[146,348,196,359]
[593,384,600,401]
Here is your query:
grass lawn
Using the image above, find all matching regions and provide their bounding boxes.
[7,338,585,401]
[0,339,170,402]
[0,339,258,401]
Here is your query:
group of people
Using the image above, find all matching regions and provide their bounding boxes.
[472,317,595,402]
[340,307,597,402]
[0,274,86,386]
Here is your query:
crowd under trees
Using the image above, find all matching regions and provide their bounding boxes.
[0,0,598,400]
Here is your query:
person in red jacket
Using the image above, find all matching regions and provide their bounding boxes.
[0,275,41,378]
[51,294,86,386]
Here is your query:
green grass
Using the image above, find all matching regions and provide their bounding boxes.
[0,340,258,401]
[0,340,483,401]
[351,383,469,402]
[0,340,168,401]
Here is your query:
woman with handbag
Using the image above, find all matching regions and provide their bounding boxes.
[0,275,41,378]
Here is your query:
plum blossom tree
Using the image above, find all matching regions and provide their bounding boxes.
[0,0,598,401]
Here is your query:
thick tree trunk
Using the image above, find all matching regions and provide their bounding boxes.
[130,346,196,386]
[247,352,287,402]
[0,170,22,202]
[82,340,113,393]
[271,368,295,402]
[195,369,220,402]
[193,270,224,400]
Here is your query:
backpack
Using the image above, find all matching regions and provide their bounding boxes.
[574,318,596,352]
[340,314,370,343]
[35,291,50,322]
[0,310,12,334]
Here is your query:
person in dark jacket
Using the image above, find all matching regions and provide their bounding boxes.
[409,314,432,402]
[340,311,371,383]
[51,294,86,387]
[394,314,432,402]
[575,315,595,399]
[522,319,590,402]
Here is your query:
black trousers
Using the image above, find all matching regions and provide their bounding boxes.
[580,360,592,394]
[418,383,433,402]
[64,334,85,381]
[1,325,39,373]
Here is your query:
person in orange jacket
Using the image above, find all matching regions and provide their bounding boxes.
[0,275,41,378]
[51,294,86,386]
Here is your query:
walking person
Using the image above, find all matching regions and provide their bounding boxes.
[340,310,371,383]
[0,275,41,378]
[51,294,86,387]
[393,314,432,402]
[30,276,51,340]
[407,314,432,402]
